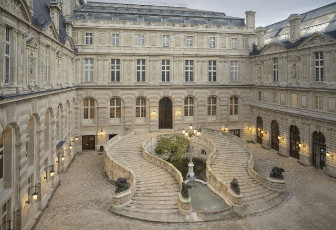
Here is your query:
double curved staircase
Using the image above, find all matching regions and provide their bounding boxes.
[105,129,287,221]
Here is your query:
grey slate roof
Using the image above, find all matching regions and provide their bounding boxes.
[74,1,245,27]
[265,2,336,45]
[33,0,69,44]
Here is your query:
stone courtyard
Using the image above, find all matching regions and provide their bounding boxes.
[35,144,336,230]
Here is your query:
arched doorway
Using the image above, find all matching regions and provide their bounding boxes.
[256,117,263,144]
[159,97,172,129]
[312,132,326,170]
[290,125,300,159]
[271,120,279,151]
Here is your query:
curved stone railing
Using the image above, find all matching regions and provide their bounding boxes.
[202,129,243,205]
[203,128,286,193]
[104,130,137,208]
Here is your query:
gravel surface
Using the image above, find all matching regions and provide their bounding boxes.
[35,147,336,230]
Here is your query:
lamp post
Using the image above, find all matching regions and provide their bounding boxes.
[182,124,201,181]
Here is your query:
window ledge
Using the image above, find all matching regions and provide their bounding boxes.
[183,82,196,86]
[81,82,97,85]
[160,82,172,86]
[134,82,149,86]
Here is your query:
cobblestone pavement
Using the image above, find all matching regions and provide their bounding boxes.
[35,146,336,230]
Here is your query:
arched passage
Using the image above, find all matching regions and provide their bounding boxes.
[271,120,279,151]
[159,97,173,129]
[290,125,300,159]
[312,132,326,170]
[256,117,263,144]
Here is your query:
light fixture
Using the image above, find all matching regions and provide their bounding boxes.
[69,144,73,150]
[75,136,79,141]
[26,185,38,204]
[326,151,330,157]
[193,129,197,134]
[49,165,55,177]
[189,124,193,130]
[100,128,103,136]
[299,143,302,148]
[177,110,180,116]
[261,130,264,134]
[185,132,188,137]
[182,129,185,134]
[61,155,65,161]
[196,130,201,136]
[278,136,281,140]
[248,124,252,130]
[152,111,155,117]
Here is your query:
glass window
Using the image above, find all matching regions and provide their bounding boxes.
[4,27,11,85]
[84,58,93,82]
[110,98,121,118]
[208,97,217,116]
[112,34,119,46]
[111,59,120,82]
[209,37,216,48]
[273,58,278,82]
[136,97,146,117]
[231,38,238,49]
[186,36,193,47]
[85,33,93,45]
[315,52,324,82]
[185,60,194,82]
[208,60,216,82]
[136,59,145,82]
[315,96,323,111]
[45,47,49,83]
[184,97,194,116]
[162,35,169,47]
[138,34,144,46]
[230,96,239,115]
[230,61,238,82]
[83,98,95,119]
[162,60,170,82]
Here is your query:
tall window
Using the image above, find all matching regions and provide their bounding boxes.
[208,97,217,116]
[0,134,3,183]
[315,52,324,82]
[208,60,216,82]
[230,61,238,82]
[45,47,49,83]
[315,96,323,111]
[185,60,194,82]
[85,33,93,45]
[231,38,238,49]
[83,98,95,120]
[111,59,120,82]
[4,27,10,85]
[110,98,121,119]
[230,96,239,115]
[258,91,262,101]
[112,34,119,46]
[136,97,146,118]
[138,34,144,46]
[162,35,169,47]
[209,37,216,48]
[184,97,194,116]
[136,59,145,82]
[292,94,298,107]
[273,58,278,82]
[162,60,170,82]
[186,36,193,47]
[84,58,93,82]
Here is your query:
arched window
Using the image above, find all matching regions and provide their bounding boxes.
[230,96,238,115]
[136,97,146,118]
[184,97,194,116]
[208,97,217,116]
[0,126,13,192]
[84,98,95,120]
[110,98,121,119]
[44,110,50,153]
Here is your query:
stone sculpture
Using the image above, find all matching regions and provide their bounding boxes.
[181,182,192,199]
[230,178,240,194]
[269,167,285,179]
[115,178,129,194]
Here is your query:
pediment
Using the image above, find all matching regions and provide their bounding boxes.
[261,43,286,55]
[43,24,59,42]
[298,33,336,49]
[0,0,32,24]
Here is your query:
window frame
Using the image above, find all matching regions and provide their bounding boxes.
[112,33,120,46]
[83,98,95,121]
[110,59,120,82]
[292,94,298,107]
[273,58,279,82]
[208,97,217,116]
[209,37,216,48]
[110,98,121,119]
[315,95,323,111]
[85,33,93,45]
[45,46,49,83]
[231,38,238,49]
[185,60,194,82]
[230,96,239,115]
[230,61,238,82]
[162,35,169,47]
[136,59,146,82]
[186,36,193,48]
[136,97,146,118]
[208,60,217,82]
[84,58,94,82]
[4,26,11,85]
[138,34,145,46]
[315,52,324,82]
[161,60,170,82]
[184,97,194,117]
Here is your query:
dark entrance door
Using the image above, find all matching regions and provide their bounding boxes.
[256,117,263,144]
[271,120,279,151]
[159,97,173,129]
[290,125,300,159]
[82,135,95,150]
[312,132,326,170]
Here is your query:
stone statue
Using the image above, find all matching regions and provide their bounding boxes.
[181,182,192,199]
[115,178,129,194]
[269,167,285,179]
[230,178,240,194]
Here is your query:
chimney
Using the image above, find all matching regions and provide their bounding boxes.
[245,11,256,29]
[256,27,266,49]
[288,14,303,43]
[49,1,61,34]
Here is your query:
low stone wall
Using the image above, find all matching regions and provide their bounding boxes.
[205,128,287,193]
[104,130,137,207]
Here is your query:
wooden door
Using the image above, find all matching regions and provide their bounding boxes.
[82,135,95,150]
[290,125,300,159]
[159,97,172,129]
[256,117,263,144]
[271,120,279,151]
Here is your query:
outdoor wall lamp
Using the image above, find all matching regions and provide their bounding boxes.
[61,155,65,162]
[100,128,103,136]
[69,144,73,150]
[26,185,38,204]
[75,136,79,141]
[189,124,193,130]
[177,110,180,116]
[248,124,252,130]
[0,220,12,230]
[44,165,55,179]
[151,111,156,117]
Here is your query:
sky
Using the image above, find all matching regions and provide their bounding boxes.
[87,0,336,26]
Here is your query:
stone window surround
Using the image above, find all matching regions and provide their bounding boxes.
[273,58,278,82]
[184,96,194,117]
[230,61,238,82]
[315,51,324,82]
[161,60,170,82]
[185,60,194,82]
[208,60,216,82]
[85,33,93,45]
[84,58,94,82]
[110,59,120,82]
[4,26,11,85]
